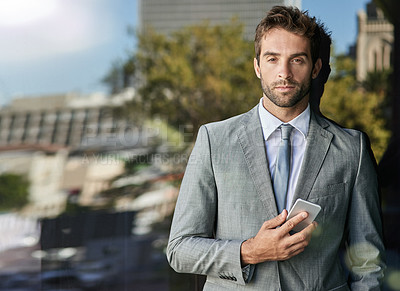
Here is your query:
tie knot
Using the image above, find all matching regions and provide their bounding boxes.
[280,124,293,140]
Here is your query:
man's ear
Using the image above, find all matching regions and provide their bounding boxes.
[254,58,261,79]
[312,58,322,79]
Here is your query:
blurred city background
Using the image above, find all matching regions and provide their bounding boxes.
[0,0,399,290]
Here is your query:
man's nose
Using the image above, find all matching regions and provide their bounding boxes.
[278,62,293,79]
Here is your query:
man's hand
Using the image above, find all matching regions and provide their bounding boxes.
[241,210,317,265]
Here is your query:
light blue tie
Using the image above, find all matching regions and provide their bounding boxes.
[273,124,293,213]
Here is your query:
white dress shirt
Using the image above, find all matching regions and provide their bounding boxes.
[258,98,310,210]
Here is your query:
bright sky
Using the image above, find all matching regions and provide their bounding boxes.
[0,0,138,105]
[302,0,369,53]
[0,0,369,106]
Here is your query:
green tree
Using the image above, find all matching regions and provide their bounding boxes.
[362,69,392,96]
[102,57,137,95]
[320,54,390,161]
[116,20,260,140]
[0,173,29,211]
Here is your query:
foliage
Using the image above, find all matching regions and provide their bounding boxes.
[320,54,391,161]
[103,57,137,95]
[124,153,153,175]
[0,173,29,211]
[143,118,189,151]
[362,68,392,96]
[64,202,95,215]
[120,20,260,140]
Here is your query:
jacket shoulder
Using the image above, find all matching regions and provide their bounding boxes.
[316,114,374,159]
[316,114,365,139]
[202,106,258,135]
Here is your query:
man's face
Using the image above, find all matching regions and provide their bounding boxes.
[254,28,321,109]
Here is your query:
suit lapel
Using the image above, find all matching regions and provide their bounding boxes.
[237,105,278,217]
[292,112,333,207]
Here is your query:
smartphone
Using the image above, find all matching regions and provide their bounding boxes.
[286,199,321,233]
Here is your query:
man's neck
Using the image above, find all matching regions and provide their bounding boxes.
[262,96,309,123]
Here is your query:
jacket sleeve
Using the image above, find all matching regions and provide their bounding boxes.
[166,125,250,286]
[346,132,386,290]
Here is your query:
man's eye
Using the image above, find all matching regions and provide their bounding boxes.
[292,58,303,63]
[267,58,277,62]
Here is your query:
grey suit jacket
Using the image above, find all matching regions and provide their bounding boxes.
[167,105,385,290]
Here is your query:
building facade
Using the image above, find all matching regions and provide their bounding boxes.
[0,90,136,150]
[356,1,394,81]
[0,90,137,218]
[139,0,301,40]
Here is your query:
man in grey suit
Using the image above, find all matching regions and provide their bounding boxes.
[167,6,385,290]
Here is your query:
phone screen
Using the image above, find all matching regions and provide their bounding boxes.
[286,199,321,232]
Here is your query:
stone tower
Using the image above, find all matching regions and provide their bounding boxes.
[356,1,393,81]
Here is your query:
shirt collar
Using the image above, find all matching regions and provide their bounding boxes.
[258,97,310,141]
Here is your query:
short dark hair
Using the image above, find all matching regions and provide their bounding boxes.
[255,6,330,65]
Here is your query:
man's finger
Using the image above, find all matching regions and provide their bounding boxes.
[300,221,318,241]
[285,220,318,247]
[280,211,308,233]
[262,210,288,229]
[281,243,306,260]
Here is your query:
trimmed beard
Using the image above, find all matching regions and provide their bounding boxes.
[260,73,312,108]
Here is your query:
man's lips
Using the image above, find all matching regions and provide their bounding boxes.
[274,85,295,92]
